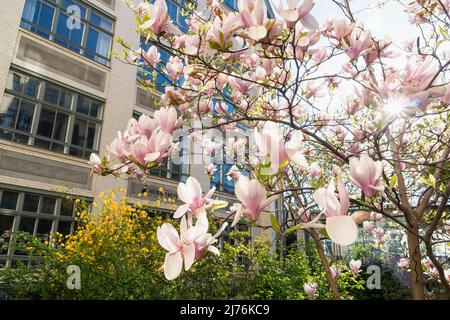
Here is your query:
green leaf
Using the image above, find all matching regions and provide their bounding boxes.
[270,214,282,234]
[389,175,398,188]
[285,225,302,234]
[429,174,436,188]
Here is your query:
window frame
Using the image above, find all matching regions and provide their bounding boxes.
[0,187,89,268]
[0,70,103,159]
[20,0,115,66]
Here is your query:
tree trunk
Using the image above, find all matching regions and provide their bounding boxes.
[406,226,425,300]
[310,230,341,300]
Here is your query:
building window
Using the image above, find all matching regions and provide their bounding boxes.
[165,0,190,32]
[21,0,114,66]
[0,70,103,160]
[137,42,173,93]
[224,0,238,11]
[210,137,248,194]
[0,188,86,267]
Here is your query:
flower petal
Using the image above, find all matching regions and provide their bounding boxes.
[326,215,358,246]
[164,252,183,280]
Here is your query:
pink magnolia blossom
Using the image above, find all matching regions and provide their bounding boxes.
[154,106,182,134]
[311,47,328,64]
[232,176,279,226]
[140,0,172,35]
[397,257,410,270]
[226,165,242,181]
[238,0,268,41]
[373,227,385,246]
[157,218,196,280]
[313,180,358,246]
[157,213,227,280]
[254,122,308,174]
[142,45,160,68]
[363,221,373,234]
[349,259,362,274]
[205,163,218,176]
[343,28,371,61]
[174,177,225,221]
[331,265,340,280]
[272,0,319,30]
[444,220,450,233]
[89,153,103,175]
[303,282,318,298]
[166,56,184,80]
[349,155,385,197]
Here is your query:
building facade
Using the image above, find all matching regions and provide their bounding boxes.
[0,0,277,267]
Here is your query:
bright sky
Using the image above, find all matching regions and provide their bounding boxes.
[272,0,420,47]
[270,0,423,111]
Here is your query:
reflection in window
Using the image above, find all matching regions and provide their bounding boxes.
[0,70,103,159]
[0,188,87,266]
[21,0,114,66]
[0,191,19,210]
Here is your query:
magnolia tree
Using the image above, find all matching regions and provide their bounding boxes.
[90,0,450,299]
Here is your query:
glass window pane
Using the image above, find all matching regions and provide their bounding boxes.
[15,101,35,133]
[57,221,72,235]
[53,112,69,141]
[85,122,97,149]
[23,194,39,212]
[76,96,90,115]
[59,90,73,108]
[43,84,60,104]
[86,27,111,59]
[36,218,53,238]
[37,108,56,138]
[0,215,15,235]
[19,217,36,234]
[91,10,113,32]
[71,117,87,147]
[23,78,40,97]
[61,0,87,18]
[90,101,100,118]
[39,197,56,214]
[6,73,23,93]
[0,191,19,210]
[0,96,19,129]
[60,198,74,216]
[38,2,55,31]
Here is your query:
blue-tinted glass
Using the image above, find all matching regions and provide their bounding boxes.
[16,101,35,133]
[55,13,70,39]
[223,164,236,193]
[224,0,238,10]
[76,96,90,115]
[211,164,221,189]
[8,73,23,93]
[44,84,60,105]
[90,10,113,32]
[86,27,111,59]
[23,78,40,97]
[56,13,84,51]
[0,96,19,129]
[36,3,55,37]
[61,0,86,18]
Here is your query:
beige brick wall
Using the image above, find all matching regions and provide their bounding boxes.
[0,0,25,102]
[92,0,140,201]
